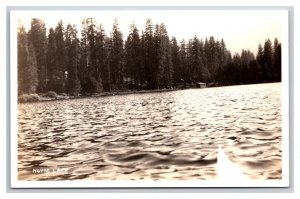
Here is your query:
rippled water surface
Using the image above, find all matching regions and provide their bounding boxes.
[18,83,282,181]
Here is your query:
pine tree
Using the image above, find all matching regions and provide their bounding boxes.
[46,21,67,94]
[78,19,88,91]
[178,40,188,85]
[143,19,156,89]
[256,44,264,65]
[140,30,147,86]
[171,37,181,85]
[206,36,219,82]
[65,24,81,95]
[54,20,66,93]
[125,23,143,89]
[104,37,113,91]
[162,24,173,88]
[199,38,210,82]
[28,18,47,93]
[95,25,109,91]
[203,38,210,82]
[18,26,38,94]
[110,19,125,89]
[256,43,264,82]
[216,39,228,83]
[186,39,193,84]
[262,39,273,81]
[189,35,205,83]
[273,38,281,81]
[80,18,103,93]
[240,49,255,83]
[46,28,57,92]
[154,23,173,88]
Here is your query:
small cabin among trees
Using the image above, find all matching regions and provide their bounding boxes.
[196,82,207,88]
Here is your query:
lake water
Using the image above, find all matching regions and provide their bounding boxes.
[17,83,282,181]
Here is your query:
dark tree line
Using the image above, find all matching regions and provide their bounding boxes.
[17,18,282,96]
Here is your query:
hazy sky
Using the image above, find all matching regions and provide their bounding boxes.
[15,10,287,55]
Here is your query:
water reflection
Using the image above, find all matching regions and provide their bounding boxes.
[18,83,282,180]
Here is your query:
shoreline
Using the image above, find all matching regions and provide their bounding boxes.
[18,88,180,103]
[18,82,280,104]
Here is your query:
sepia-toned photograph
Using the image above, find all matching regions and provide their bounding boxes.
[11,9,289,187]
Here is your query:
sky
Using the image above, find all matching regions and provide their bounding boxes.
[14,10,287,55]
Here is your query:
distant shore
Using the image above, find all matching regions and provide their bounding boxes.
[18,82,280,103]
[18,88,180,103]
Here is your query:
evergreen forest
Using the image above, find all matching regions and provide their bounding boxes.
[18,18,282,96]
